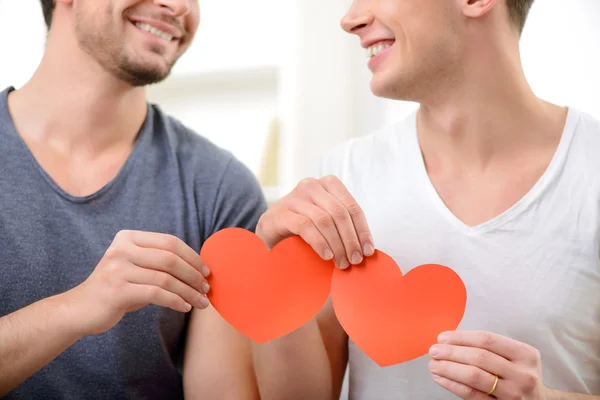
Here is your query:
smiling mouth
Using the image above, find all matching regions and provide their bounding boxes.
[366,41,394,59]
[133,22,174,42]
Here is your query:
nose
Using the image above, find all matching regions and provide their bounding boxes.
[341,0,374,35]
[154,0,191,17]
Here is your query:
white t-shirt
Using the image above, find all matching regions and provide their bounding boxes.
[318,108,600,399]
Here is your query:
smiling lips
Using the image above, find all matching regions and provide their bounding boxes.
[364,39,395,60]
[367,42,392,58]
[134,22,174,41]
[129,16,184,43]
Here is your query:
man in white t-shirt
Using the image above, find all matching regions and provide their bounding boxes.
[250,0,600,399]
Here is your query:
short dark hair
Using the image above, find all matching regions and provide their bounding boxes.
[506,0,535,34]
[37,0,533,35]
[40,0,55,29]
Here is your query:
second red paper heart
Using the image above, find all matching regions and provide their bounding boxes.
[331,252,467,367]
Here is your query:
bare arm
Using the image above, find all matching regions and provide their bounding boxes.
[183,306,259,400]
[252,299,348,400]
[0,292,83,396]
[316,299,350,400]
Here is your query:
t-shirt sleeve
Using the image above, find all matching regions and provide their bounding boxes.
[208,156,268,236]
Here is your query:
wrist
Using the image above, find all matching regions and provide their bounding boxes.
[52,289,91,340]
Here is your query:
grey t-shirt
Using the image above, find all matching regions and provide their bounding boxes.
[0,87,267,399]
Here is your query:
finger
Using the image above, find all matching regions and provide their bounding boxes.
[429,360,504,398]
[431,374,490,400]
[319,175,375,256]
[285,211,336,262]
[429,344,513,379]
[258,204,334,262]
[302,180,362,266]
[255,205,297,250]
[129,284,194,313]
[123,267,210,310]
[127,245,208,295]
[288,198,349,269]
[438,331,533,362]
[124,230,210,277]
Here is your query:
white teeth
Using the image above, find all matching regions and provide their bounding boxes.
[135,22,173,41]
[367,42,392,59]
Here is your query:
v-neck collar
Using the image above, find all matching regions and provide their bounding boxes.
[407,107,579,236]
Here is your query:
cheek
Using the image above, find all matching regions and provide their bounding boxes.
[400,22,453,66]
[186,9,200,38]
[74,2,108,37]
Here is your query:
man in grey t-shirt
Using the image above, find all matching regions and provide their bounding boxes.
[0,0,266,399]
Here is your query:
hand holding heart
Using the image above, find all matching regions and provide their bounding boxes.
[256,175,375,269]
[429,331,551,399]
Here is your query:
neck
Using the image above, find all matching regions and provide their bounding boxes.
[415,34,566,171]
[8,26,148,153]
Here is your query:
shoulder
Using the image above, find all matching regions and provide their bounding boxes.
[567,108,600,169]
[571,108,600,145]
[148,104,235,172]
[565,109,600,205]
[147,104,265,224]
[147,104,263,193]
[318,112,417,179]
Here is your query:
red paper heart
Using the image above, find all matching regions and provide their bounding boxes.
[331,251,466,367]
[200,228,334,344]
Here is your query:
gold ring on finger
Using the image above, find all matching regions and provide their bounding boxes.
[486,375,499,396]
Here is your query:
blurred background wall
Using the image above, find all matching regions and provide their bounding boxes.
[1,0,599,204]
